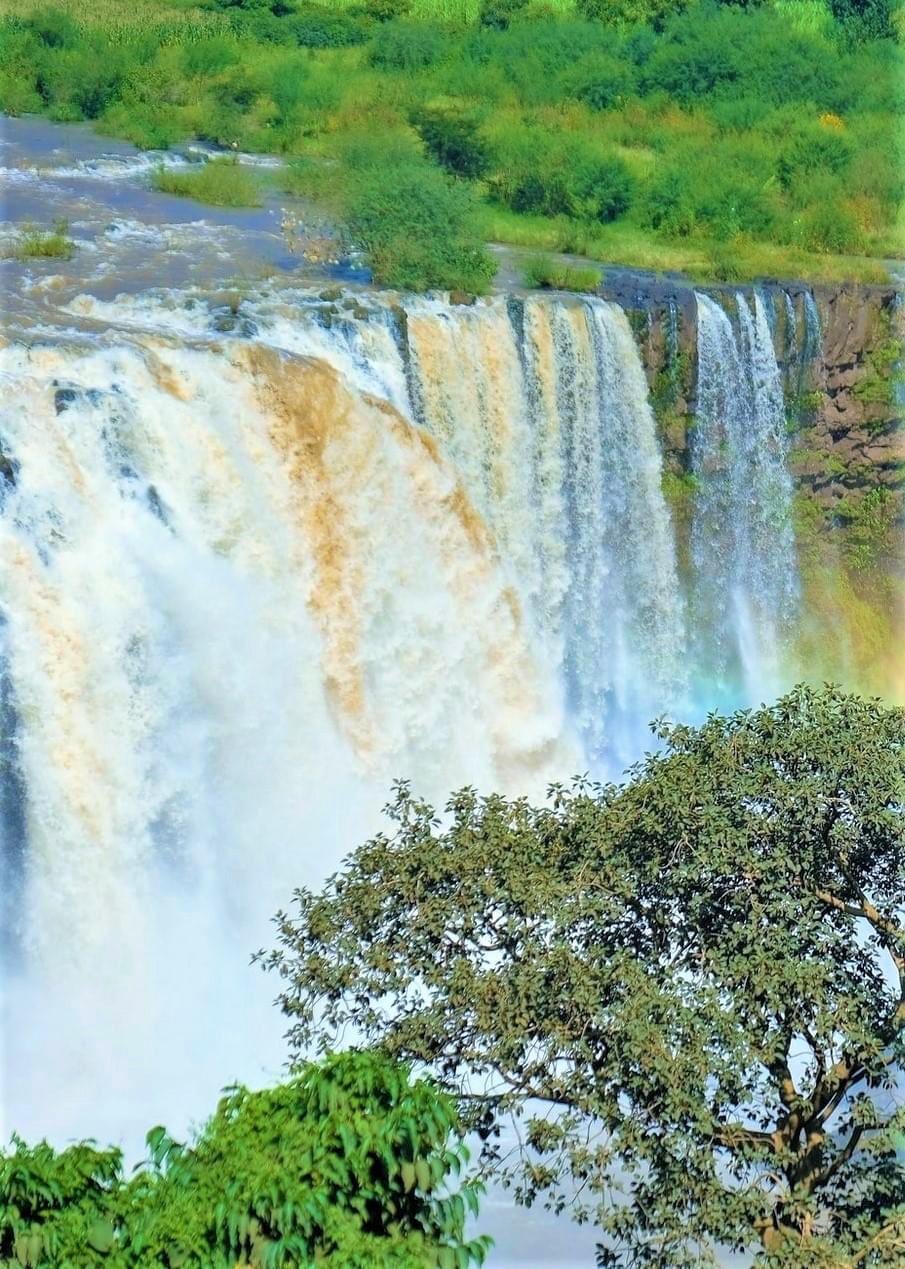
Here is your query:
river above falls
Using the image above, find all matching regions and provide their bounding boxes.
[0,113,372,318]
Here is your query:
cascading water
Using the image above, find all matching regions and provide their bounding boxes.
[0,279,800,1163]
[691,291,799,701]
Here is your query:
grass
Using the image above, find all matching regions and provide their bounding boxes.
[4,220,75,260]
[522,253,601,292]
[481,206,893,286]
[152,158,263,207]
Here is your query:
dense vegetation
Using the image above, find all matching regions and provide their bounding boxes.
[0,1051,490,1267]
[0,0,901,289]
[261,686,905,1266]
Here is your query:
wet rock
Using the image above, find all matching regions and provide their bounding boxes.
[54,387,79,414]
[210,307,258,337]
[146,484,167,523]
[0,446,18,490]
[449,290,477,306]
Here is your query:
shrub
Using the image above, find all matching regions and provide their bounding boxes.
[369,20,450,70]
[363,0,412,21]
[479,0,530,30]
[0,1053,491,1267]
[286,7,369,48]
[777,121,854,189]
[344,157,495,292]
[794,201,863,253]
[25,7,80,49]
[830,0,895,42]
[152,158,263,208]
[577,0,691,27]
[412,105,490,178]
[522,253,601,291]
[182,36,241,77]
[640,165,697,236]
[0,72,42,115]
[571,56,636,109]
[490,134,634,223]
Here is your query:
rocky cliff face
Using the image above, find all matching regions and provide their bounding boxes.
[598,272,903,570]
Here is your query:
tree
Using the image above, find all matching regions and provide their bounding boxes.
[261,685,905,1267]
[1,1052,490,1267]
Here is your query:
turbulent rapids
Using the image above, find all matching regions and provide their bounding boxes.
[1,278,805,1148]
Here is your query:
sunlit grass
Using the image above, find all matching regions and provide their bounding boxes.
[522,253,601,292]
[4,220,75,260]
[152,158,263,207]
[479,206,893,285]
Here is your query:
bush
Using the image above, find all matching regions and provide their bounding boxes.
[794,201,863,253]
[182,36,241,77]
[33,44,129,120]
[522,253,601,291]
[344,156,495,292]
[640,165,697,236]
[571,56,636,109]
[25,7,80,49]
[776,121,854,189]
[369,20,450,70]
[577,0,691,27]
[490,133,634,223]
[363,0,412,21]
[152,158,263,208]
[479,0,530,30]
[412,105,490,178]
[0,72,42,115]
[0,1052,491,1267]
[286,7,369,48]
[830,0,895,42]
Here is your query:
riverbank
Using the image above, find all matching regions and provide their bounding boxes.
[1,0,901,289]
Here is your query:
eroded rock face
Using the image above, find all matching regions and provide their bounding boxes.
[803,286,904,510]
[599,271,903,523]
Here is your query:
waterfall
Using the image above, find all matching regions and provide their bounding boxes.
[0,284,799,1148]
[691,292,799,701]
[402,295,686,765]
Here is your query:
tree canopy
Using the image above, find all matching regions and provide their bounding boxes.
[261,685,905,1267]
[0,1051,490,1267]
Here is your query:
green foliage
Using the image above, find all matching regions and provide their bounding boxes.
[489,132,634,222]
[830,0,896,42]
[369,17,451,67]
[0,1138,122,1268]
[262,686,905,1265]
[576,0,690,27]
[477,0,528,29]
[571,56,635,109]
[344,153,496,291]
[1,1052,490,1267]
[853,325,904,406]
[4,219,74,260]
[522,253,601,290]
[152,157,263,206]
[838,486,901,572]
[286,6,370,47]
[412,104,490,177]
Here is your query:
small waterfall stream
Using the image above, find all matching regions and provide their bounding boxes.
[692,291,799,701]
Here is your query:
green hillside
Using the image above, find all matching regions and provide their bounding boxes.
[1,0,902,288]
